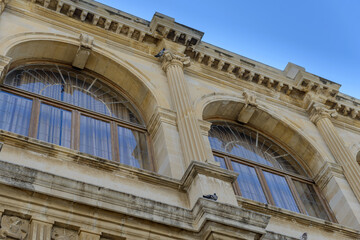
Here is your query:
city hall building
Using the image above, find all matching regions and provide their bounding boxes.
[1,0,360,239]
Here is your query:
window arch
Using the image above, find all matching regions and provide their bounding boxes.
[0,63,151,170]
[208,121,334,221]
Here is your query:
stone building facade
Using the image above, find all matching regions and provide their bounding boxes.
[0,0,360,239]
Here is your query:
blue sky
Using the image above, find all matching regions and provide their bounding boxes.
[96,0,360,98]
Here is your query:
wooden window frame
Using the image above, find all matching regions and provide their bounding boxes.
[213,149,337,222]
[0,85,154,171]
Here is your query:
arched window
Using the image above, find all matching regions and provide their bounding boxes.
[208,122,333,221]
[0,64,151,170]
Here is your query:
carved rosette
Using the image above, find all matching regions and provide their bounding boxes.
[0,215,29,240]
[309,103,337,124]
[160,50,190,72]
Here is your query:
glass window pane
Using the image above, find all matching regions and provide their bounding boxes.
[293,181,330,220]
[80,115,112,160]
[0,91,32,136]
[263,171,299,212]
[232,161,267,203]
[118,126,149,169]
[214,156,227,169]
[37,104,71,148]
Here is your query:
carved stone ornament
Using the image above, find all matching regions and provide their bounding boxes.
[51,227,78,240]
[0,216,29,240]
[72,33,94,69]
[0,0,10,15]
[160,50,191,72]
[243,92,257,108]
[309,103,338,124]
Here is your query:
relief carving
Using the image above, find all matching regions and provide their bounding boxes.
[0,216,29,240]
[72,33,94,69]
[51,227,78,240]
[309,103,337,124]
[160,50,191,71]
[0,0,10,15]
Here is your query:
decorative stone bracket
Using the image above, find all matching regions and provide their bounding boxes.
[72,33,94,69]
[237,92,258,124]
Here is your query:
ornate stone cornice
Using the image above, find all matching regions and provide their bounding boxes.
[309,103,338,124]
[160,50,190,72]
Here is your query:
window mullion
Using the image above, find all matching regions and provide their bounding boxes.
[28,98,40,138]
[111,122,120,162]
[255,168,275,205]
[285,175,307,215]
[312,184,338,223]
[225,157,241,196]
[71,110,80,150]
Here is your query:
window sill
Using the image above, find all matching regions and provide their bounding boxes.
[236,196,360,238]
[0,129,182,190]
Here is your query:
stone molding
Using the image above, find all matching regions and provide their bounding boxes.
[0,55,11,82]
[198,120,212,136]
[180,161,238,191]
[147,107,177,136]
[314,162,344,191]
[237,196,360,239]
[29,218,53,240]
[0,159,269,236]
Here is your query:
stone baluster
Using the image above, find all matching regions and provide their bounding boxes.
[160,50,209,165]
[29,218,53,240]
[309,103,360,202]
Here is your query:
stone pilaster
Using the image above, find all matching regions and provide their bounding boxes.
[309,103,360,203]
[160,50,209,166]
[78,229,100,240]
[0,55,11,83]
[29,218,53,240]
[0,0,10,15]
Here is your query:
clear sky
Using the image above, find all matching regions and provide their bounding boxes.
[95,0,360,98]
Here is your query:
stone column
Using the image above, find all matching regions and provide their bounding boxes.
[160,50,209,166]
[29,218,53,240]
[309,103,360,202]
[0,55,11,83]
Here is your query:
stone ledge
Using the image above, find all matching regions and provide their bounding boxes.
[0,159,269,235]
[237,196,360,239]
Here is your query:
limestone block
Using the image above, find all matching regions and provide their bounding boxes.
[29,219,53,240]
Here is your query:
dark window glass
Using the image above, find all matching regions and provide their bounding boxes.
[232,161,267,203]
[263,171,299,212]
[0,91,32,136]
[118,126,149,168]
[293,180,330,220]
[37,104,72,148]
[80,115,112,160]
[214,155,227,169]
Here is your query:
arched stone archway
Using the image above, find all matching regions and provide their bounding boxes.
[1,33,168,124]
[200,97,327,178]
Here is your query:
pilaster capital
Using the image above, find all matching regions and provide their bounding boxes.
[308,103,337,124]
[0,55,11,82]
[0,0,10,15]
[160,50,191,72]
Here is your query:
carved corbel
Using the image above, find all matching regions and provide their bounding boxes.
[237,92,258,124]
[257,74,264,84]
[104,19,111,30]
[217,60,225,70]
[80,10,88,21]
[67,5,76,17]
[0,55,11,83]
[92,15,100,25]
[227,64,235,73]
[238,68,245,78]
[196,52,204,63]
[266,78,274,88]
[43,0,50,8]
[351,109,359,119]
[286,86,293,95]
[72,33,94,69]
[276,82,283,91]
[128,27,135,37]
[56,1,63,12]
[138,32,146,42]
[207,56,214,67]
[0,0,10,15]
